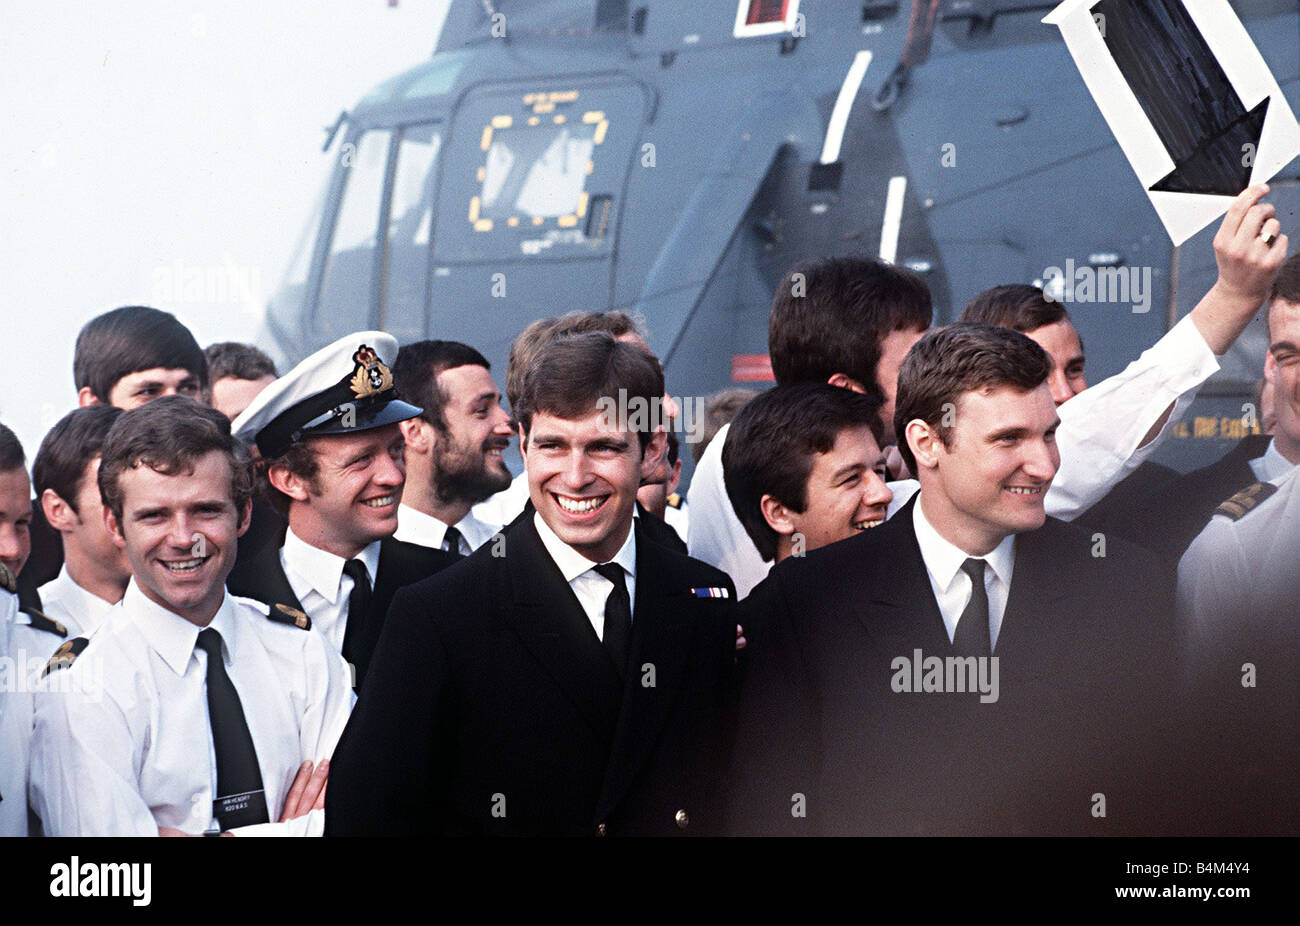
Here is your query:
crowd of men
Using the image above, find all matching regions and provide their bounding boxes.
[0,185,1294,836]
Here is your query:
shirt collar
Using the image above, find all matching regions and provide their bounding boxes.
[48,566,118,633]
[533,511,637,583]
[912,494,1015,592]
[1260,438,1295,484]
[282,527,381,605]
[122,579,242,676]
[396,504,499,550]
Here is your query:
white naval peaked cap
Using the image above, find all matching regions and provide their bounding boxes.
[231,331,421,458]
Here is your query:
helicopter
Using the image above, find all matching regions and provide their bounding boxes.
[260,0,1300,479]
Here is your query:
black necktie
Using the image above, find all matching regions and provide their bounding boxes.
[593,562,631,678]
[953,558,992,657]
[340,558,372,670]
[442,526,463,555]
[196,628,269,830]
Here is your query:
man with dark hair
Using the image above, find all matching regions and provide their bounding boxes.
[689,255,930,596]
[391,340,512,555]
[23,306,211,593]
[723,384,891,563]
[0,424,67,836]
[696,186,1286,597]
[228,332,457,689]
[328,332,736,836]
[960,284,1086,405]
[74,305,208,409]
[33,406,131,637]
[637,430,688,543]
[205,341,278,421]
[768,255,932,439]
[29,397,354,836]
[727,323,1176,835]
[475,310,685,555]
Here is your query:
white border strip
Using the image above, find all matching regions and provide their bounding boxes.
[879,176,907,264]
[820,50,873,164]
[734,0,802,38]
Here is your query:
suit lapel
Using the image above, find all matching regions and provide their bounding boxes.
[595,527,694,820]
[996,521,1078,657]
[860,496,950,653]
[503,517,623,742]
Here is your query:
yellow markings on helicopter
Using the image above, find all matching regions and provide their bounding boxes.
[480,125,494,151]
[491,115,513,128]
[475,219,494,232]
[468,197,481,223]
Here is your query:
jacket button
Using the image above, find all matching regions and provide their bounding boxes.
[674,809,689,829]
[596,822,607,837]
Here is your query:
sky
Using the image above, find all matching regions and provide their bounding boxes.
[0,0,450,454]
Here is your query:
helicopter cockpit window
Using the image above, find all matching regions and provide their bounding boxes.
[317,128,392,330]
[734,0,801,37]
[381,123,441,336]
[469,109,607,233]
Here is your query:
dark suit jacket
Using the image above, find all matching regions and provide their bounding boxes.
[726,496,1179,836]
[225,527,458,688]
[1073,460,1177,538]
[636,501,688,554]
[326,515,737,836]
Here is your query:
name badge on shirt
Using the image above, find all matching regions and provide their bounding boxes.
[213,789,269,831]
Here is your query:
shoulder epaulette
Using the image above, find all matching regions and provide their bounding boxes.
[666,492,683,510]
[1214,481,1277,521]
[0,562,14,594]
[23,607,68,638]
[42,637,89,677]
[269,603,312,630]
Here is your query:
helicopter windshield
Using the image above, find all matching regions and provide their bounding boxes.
[310,122,442,343]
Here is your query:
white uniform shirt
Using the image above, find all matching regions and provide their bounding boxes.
[663,499,689,545]
[394,503,500,555]
[691,315,1219,598]
[912,496,1015,650]
[533,512,637,640]
[280,528,381,655]
[472,470,530,528]
[1177,465,1300,645]
[37,566,119,639]
[29,581,355,836]
[0,597,74,837]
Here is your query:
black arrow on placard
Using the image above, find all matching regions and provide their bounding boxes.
[1092,0,1269,196]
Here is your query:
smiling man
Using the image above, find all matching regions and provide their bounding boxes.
[722,383,892,567]
[228,332,458,689]
[391,340,512,555]
[29,398,355,836]
[328,332,737,836]
[727,324,1177,836]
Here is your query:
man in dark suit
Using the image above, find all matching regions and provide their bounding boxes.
[228,332,458,688]
[727,323,1178,836]
[327,332,736,836]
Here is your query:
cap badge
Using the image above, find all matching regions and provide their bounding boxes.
[349,345,394,398]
